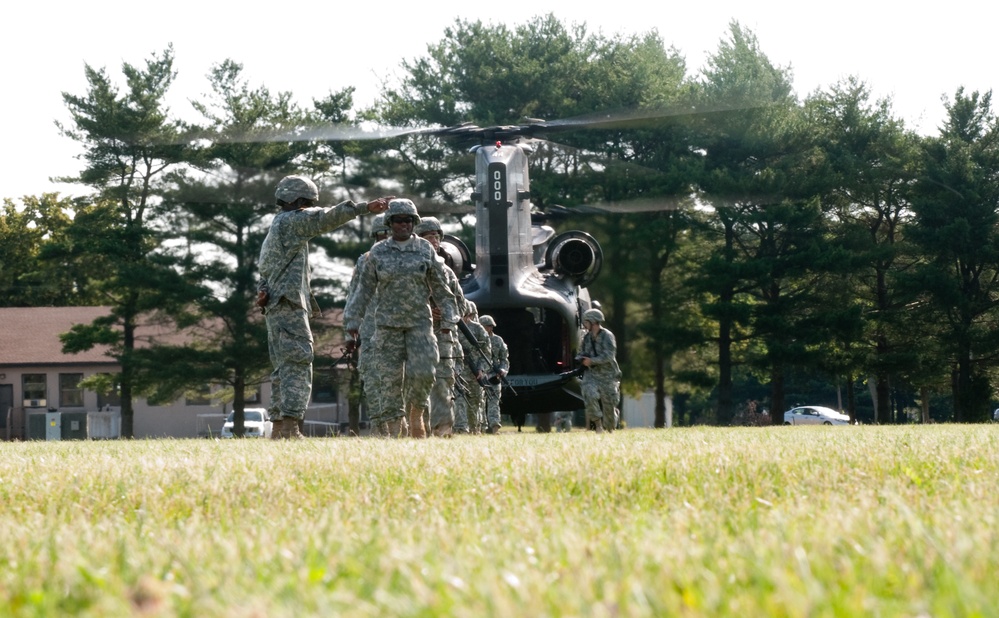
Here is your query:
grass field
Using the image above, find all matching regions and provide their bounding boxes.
[1,425,998,617]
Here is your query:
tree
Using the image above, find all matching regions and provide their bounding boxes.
[908,88,999,422]
[0,194,106,306]
[148,60,323,436]
[807,78,928,423]
[57,47,185,437]
[694,22,854,423]
[372,16,700,423]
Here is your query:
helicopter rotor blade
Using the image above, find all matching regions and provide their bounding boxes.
[171,122,444,146]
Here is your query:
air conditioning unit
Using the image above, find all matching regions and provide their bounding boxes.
[23,399,47,408]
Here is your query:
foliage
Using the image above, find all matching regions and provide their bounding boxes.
[908,89,999,422]
[0,194,106,306]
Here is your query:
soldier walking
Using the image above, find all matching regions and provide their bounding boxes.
[414,217,468,437]
[343,200,460,438]
[454,302,491,434]
[344,214,390,435]
[479,315,509,434]
[577,309,621,433]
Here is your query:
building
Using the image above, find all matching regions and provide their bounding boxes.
[0,307,352,440]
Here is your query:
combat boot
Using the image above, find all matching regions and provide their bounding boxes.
[281,417,305,440]
[409,405,427,439]
[386,418,404,438]
[270,418,284,439]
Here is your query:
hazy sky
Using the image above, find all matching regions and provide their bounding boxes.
[2,1,994,201]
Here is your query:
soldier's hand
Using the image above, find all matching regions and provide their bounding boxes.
[344,339,357,354]
[366,196,395,214]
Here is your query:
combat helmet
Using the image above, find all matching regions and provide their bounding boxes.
[371,214,390,238]
[414,216,443,237]
[275,175,319,204]
[582,308,605,324]
[479,315,496,327]
[385,198,421,226]
[465,300,478,318]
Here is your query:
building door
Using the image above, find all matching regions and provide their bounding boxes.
[0,384,13,439]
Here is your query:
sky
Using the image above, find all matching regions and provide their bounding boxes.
[2,1,995,202]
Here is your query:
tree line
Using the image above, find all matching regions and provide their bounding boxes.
[2,16,997,435]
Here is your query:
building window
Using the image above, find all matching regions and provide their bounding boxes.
[312,372,337,404]
[59,373,84,408]
[22,374,46,405]
[96,373,122,409]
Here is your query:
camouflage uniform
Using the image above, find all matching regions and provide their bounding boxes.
[344,216,390,431]
[454,309,491,434]
[481,316,509,433]
[428,265,468,435]
[258,181,374,426]
[343,232,459,434]
[579,311,622,432]
[345,251,383,427]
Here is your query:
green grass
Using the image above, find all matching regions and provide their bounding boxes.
[1,426,998,616]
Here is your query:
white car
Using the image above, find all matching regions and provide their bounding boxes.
[221,408,273,438]
[783,405,853,426]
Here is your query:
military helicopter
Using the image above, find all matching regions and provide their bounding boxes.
[318,113,688,426]
[420,121,605,424]
[198,112,679,425]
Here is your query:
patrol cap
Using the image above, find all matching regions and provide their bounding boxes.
[275,175,319,204]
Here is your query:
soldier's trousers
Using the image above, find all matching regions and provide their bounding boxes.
[582,376,619,431]
[454,365,484,433]
[265,303,314,421]
[356,335,381,426]
[371,324,438,423]
[429,337,457,431]
[484,385,502,429]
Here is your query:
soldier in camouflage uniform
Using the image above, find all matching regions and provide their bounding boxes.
[454,301,491,434]
[344,214,390,435]
[343,199,460,438]
[414,216,468,437]
[577,308,622,433]
[257,175,391,439]
[479,315,509,434]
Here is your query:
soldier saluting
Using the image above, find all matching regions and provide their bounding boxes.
[257,175,391,439]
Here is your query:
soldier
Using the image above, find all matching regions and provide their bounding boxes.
[257,175,391,439]
[343,199,460,438]
[479,315,509,434]
[577,308,622,433]
[414,216,468,437]
[343,214,390,436]
[454,301,491,434]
